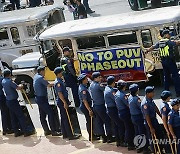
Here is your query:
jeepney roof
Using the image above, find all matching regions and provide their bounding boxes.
[0,5,63,26]
[39,6,180,40]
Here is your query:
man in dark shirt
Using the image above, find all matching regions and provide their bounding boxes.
[75,0,87,19]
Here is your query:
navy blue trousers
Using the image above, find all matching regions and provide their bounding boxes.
[162,59,180,95]
[35,96,56,132]
[107,107,125,141]
[57,99,73,138]
[93,104,112,136]
[119,111,135,146]
[83,0,90,11]
[6,99,26,133]
[10,0,20,9]
[0,95,12,132]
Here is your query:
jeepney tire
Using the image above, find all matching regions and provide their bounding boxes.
[15,76,34,98]
[128,0,138,11]
[151,0,161,8]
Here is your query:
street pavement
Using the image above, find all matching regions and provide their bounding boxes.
[0,0,178,153]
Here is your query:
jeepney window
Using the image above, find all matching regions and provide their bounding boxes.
[141,29,152,48]
[76,36,105,50]
[0,28,9,40]
[43,40,54,51]
[58,39,72,49]
[26,25,36,37]
[108,31,137,46]
[10,27,20,45]
[36,23,43,34]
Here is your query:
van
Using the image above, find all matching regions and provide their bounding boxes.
[12,6,180,96]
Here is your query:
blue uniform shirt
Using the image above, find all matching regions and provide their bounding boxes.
[33,73,49,97]
[78,84,92,108]
[168,109,180,128]
[0,75,5,96]
[104,86,116,108]
[54,77,68,99]
[141,97,156,122]
[2,77,18,100]
[115,90,129,111]
[160,101,171,117]
[128,95,142,116]
[89,81,105,105]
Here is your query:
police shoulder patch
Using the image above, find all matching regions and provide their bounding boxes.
[144,105,148,109]
[163,107,166,112]
[83,91,86,94]
[57,83,61,87]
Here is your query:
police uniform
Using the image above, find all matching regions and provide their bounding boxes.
[141,86,164,152]
[2,69,27,136]
[168,99,180,153]
[78,73,94,140]
[160,91,171,117]
[61,47,80,107]
[0,74,12,135]
[33,66,57,135]
[104,76,125,146]
[54,67,75,139]
[128,84,148,152]
[89,72,112,142]
[153,29,180,96]
[115,80,134,149]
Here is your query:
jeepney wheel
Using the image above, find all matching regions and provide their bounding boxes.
[15,76,34,98]
[128,0,138,11]
[151,0,161,8]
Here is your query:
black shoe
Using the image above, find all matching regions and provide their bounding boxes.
[63,136,68,139]
[51,131,61,136]
[102,135,107,143]
[14,131,24,137]
[3,130,14,135]
[68,135,80,140]
[176,94,180,97]
[137,148,144,153]
[128,146,135,151]
[24,131,34,137]
[107,135,115,143]
[87,10,95,14]
[44,130,51,136]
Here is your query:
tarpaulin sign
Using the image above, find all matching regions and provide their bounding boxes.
[77,47,147,82]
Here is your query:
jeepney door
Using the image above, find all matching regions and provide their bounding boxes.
[0,27,11,49]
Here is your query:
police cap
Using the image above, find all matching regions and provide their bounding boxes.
[129,84,139,93]
[145,86,154,94]
[63,47,70,53]
[37,66,45,73]
[3,69,11,77]
[162,29,170,37]
[117,80,127,87]
[170,98,180,107]
[160,90,171,100]
[77,73,87,81]
[92,72,101,80]
[54,67,63,75]
[107,76,115,85]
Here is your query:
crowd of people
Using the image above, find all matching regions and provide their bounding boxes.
[0,46,179,154]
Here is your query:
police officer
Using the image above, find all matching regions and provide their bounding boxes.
[146,29,180,97]
[54,67,79,140]
[78,73,99,141]
[61,47,80,107]
[115,80,135,150]
[128,84,149,153]
[2,69,32,137]
[33,66,61,136]
[168,99,180,153]
[0,68,13,135]
[141,86,164,153]
[89,72,113,143]
[104,76,125,147]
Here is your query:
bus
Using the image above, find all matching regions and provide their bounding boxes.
[12,6,180,96]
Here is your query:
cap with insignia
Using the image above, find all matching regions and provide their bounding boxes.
[129,84,139,93]
[3,68,11,76]
[117,80,127,87]
[107,76,115,85]
[162,29,170,37]
[92,72,101,80]
[63,46,70,53]
[54,67,63,75]
[160,90,171,100]
[170,98,180,107]
[77,73,87,81]
[145,86,154,94]
[37,66,45,73]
